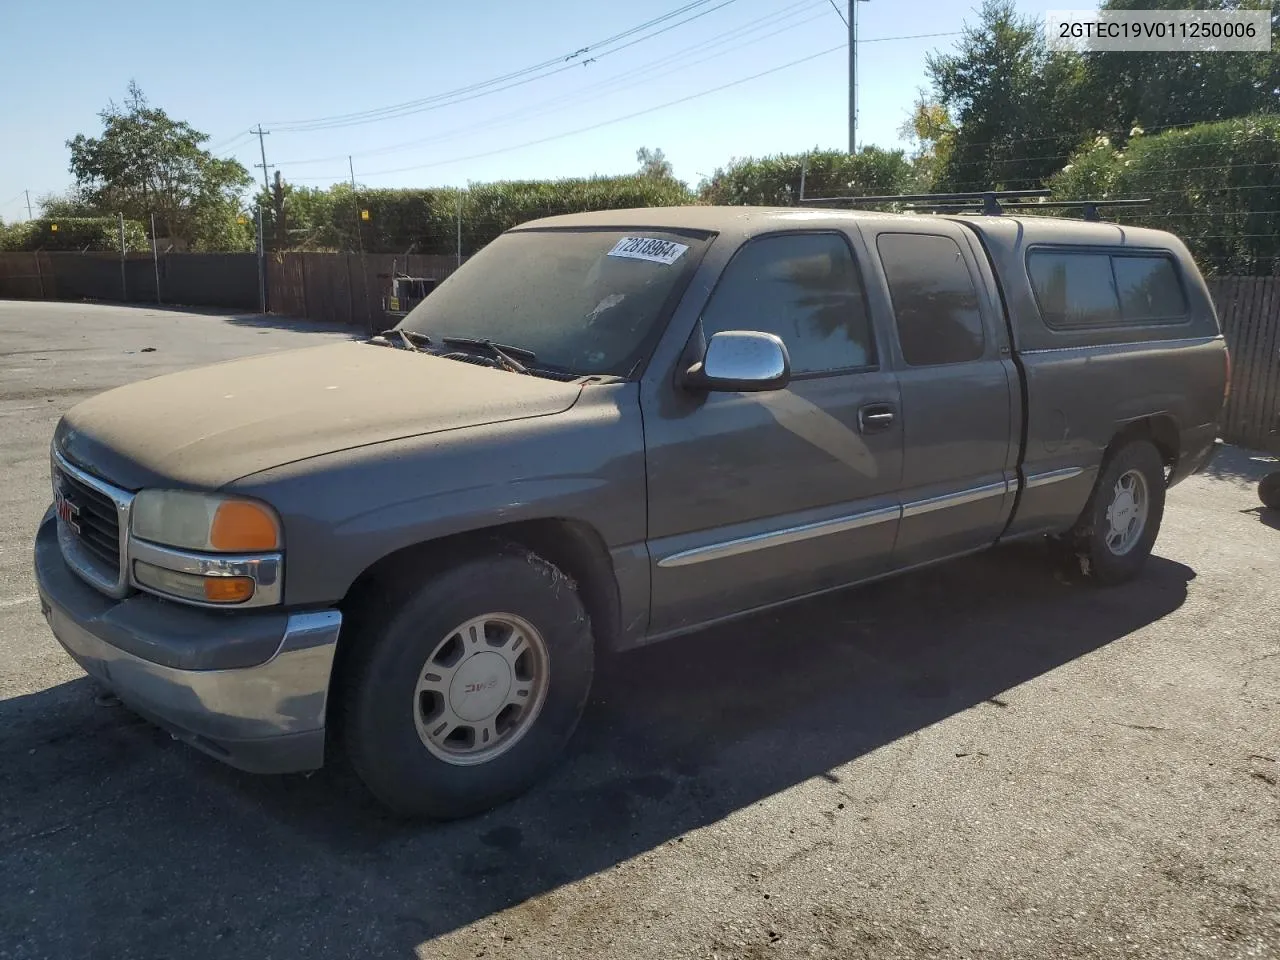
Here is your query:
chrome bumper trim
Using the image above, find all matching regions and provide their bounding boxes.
[42,599,341,772]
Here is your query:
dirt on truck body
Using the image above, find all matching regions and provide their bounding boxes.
[35,205,1227,818]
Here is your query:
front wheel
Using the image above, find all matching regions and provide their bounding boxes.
[1070,440,1167,586]
[342,546,594,819]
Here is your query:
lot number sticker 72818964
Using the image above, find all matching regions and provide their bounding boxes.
[607,236,689,265]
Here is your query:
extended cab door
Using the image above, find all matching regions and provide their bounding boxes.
[641,229,905,637]
[859,224,1020,566]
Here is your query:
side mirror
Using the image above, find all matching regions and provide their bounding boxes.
[685,330,791,393]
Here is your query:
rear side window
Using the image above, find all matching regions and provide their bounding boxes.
[877,233,986,366]
[1028,250,1187,329]
[700,232,876,375]
[1027,253,1120,327]
[1113,255,1187,321]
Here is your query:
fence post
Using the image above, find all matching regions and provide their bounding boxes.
[33,251,45,299]
[150,214,161,304]
[256,205,267,314]
[118,212,127,302]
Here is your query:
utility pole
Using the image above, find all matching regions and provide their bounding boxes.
[848,0,869,154]
[252,125,271,191]
[24,189,32,220]
[150,213,162,305]
[456,189,463,267]
[349,155,364,255]
[256,205,267,314]
[118,212,128,302]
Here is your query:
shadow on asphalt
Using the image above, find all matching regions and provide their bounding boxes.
[0,545,1195,957]
[1200,443,1278,484]
[1241,506,1280,531]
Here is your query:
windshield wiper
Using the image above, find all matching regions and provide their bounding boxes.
[373,328,431,352]
[441,336,533,374]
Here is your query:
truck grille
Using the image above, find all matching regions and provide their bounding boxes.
[52,454,132,597]
[57,467,122,574]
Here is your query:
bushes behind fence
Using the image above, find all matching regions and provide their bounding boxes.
[0,217,149,253]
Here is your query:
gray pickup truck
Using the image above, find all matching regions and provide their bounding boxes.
[35,206,1228,818]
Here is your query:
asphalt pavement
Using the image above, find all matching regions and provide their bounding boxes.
[0,300,1277,960]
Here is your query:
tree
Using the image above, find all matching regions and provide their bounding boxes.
[37,189,98,219]
[1049,115,1280,276]
[636,147,674,180]
[898,95,957,191]
[66,82,253,250]
[925,0,1089,191]
[1082,0,1280,137]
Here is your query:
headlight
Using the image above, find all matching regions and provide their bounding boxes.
[131,490,281,552]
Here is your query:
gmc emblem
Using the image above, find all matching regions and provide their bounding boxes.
[54,485,80,535]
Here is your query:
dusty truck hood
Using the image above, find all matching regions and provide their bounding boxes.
[55,341,583,490]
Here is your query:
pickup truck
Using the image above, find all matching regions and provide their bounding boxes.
[34,206,1228,819]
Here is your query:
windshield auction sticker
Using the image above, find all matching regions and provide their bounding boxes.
[607,237,689,265]
[1047,9,1271,52]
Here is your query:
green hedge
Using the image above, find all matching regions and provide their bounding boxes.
[0,217,148,252]
[1049,114,1280,276]
[268,175,694,255]
[698,147,914,207]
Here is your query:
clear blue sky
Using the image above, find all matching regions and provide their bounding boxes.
[0,0,1065,219]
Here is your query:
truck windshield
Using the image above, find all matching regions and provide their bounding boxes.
[399,228,707,377]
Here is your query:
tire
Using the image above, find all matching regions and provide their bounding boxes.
[342,545,593,819]
[1070,439,1167,586]
[1261,472,1280,511]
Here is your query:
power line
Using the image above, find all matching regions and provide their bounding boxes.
[827,0,847,27]
[276,0,832,168]
[285,28,970,183]
[208,130,254,154]
[268,0,738,133]
[315,43,849,180]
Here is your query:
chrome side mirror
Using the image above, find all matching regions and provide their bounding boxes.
[686,330,791,393]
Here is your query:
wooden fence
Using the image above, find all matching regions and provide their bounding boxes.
[266,253,464,332]
[1208,277,1280,452]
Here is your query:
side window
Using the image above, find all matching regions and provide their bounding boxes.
[1112,255,1187,321]
[1027,252,1121,328]
[1027,250,1188,329]
[877,233,987,366]
[700,232,876,375]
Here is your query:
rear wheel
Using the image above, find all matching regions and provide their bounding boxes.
[1070,440,1166,586]
[1260,472,1280,511]
[342,546,593,819]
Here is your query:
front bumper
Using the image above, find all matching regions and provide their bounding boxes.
[34,512,341,774]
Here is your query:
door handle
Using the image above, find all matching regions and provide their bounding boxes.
[858,404,896,433]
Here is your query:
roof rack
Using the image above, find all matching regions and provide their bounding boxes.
[799,190,1150,222]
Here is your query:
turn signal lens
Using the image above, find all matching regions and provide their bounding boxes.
[203,576,256,604]
[210,500,280,551]
[134,562,256,605]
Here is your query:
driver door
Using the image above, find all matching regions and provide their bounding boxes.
[640,230,904,637]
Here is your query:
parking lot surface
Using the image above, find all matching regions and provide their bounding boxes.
[1,300,1277,960]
